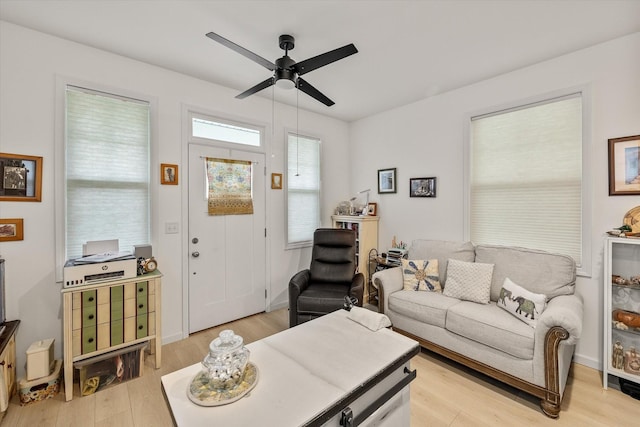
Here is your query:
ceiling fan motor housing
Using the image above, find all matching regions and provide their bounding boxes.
[275,56,297,85]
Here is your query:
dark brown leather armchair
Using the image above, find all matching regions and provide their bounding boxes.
[288,228,364,327]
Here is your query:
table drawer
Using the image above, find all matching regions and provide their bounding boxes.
[111,300,124,320]
[111,319,124,346]
[111,285,124,302]
[136,314,148,339]
[82,326,97,354]
[82,290,97,307]
[82,305,97,326]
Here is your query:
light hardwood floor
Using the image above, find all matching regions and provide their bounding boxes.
[2,308,639,426]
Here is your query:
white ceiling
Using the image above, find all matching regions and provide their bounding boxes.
[1,0,639,122]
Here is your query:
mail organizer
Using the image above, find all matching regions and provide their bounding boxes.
[62,271,162,401]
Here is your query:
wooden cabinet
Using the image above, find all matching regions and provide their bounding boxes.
[603,237,640,389]
[62,272,162,401]
[331,215,379,304]
[0,321,19,421]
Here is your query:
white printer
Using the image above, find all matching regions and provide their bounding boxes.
[63,240,137,288]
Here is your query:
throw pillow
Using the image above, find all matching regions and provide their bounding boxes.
[498,277,547,328]
[402,259,441,292]
[442,259,494,304]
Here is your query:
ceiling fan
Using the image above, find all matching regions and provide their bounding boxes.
[205,32,358,106]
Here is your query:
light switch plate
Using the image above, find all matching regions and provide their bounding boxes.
[165,222,179,234]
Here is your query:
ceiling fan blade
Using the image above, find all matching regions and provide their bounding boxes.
[296,78,334,106]
[236,77,275,99]
[206,32,276,71]
[294,44,358,76]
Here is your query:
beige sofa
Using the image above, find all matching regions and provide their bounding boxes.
[373,240,583,418]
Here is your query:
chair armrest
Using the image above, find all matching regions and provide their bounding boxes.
[289,269,311,326]
[535,294,583,346]
[289,269,311,298]
[350,273,365,307]
[372,267,402,314]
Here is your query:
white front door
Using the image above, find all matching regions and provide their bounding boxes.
[188,143,266,333]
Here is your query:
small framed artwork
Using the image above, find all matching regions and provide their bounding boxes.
[609,135,640,195]
[367,202,378,216]
[378,168,396,194]
[271,173,283,190]
[410,177,437,198]
[0,152,43,202]
[0,218,24,242]
[161,163,179,185]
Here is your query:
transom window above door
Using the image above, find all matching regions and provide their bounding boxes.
[190,113,262,147]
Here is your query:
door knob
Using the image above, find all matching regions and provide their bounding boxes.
[192,251,200,258]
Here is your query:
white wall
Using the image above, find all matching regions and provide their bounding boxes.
[350,33,640,369]
[0,21,352,377]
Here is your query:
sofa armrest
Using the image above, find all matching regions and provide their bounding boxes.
[372,267,402,314]
[536,294,583,346]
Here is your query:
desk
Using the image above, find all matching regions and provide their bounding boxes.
[161,310,419,426]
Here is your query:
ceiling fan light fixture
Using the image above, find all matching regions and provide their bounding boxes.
[275,78,296,90]
[274,66,297,90]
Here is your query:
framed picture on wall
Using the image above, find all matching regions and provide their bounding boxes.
[0,218,24,242]
[609,135,640,195]
[0,153,43,202]
[409,177,436,198]
[161,163,179,185]
[378,168,396,194]
[271,173,283,189]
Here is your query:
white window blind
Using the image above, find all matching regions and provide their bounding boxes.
[65,86,150,260]
[287,133,321,246]
[470,94,582,264]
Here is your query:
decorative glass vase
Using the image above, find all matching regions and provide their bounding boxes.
[202,329,250,390]
[187,329,258,406]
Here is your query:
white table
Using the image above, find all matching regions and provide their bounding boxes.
[161,309,419,426]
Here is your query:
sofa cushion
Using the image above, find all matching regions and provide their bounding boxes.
[388,290,460,328]
[498,277,547,328]
[408,240,475,284]
[475,245,576,302]
[446,301,535,360]
[402,259,441,292]
[443,259,494,304]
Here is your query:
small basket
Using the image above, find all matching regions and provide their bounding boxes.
[18,359,62,405]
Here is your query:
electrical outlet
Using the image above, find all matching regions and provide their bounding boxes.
[165,222,179,234]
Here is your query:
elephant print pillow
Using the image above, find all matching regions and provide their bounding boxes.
[498,277,547,328]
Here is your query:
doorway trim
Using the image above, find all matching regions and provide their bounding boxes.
[180,104,273,339]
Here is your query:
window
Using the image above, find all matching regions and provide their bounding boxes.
[287,133,321,247]
[468,92,589,271]
[191,113,261,147]
[65,86,150,260]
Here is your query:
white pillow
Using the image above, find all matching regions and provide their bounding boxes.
[443,259,494,304]
[498,277,547,328]
[402,259,441,292]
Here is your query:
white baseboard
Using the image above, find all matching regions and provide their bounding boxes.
[573,353,600,370]
[267,300,288,312]
[162,331,185,345]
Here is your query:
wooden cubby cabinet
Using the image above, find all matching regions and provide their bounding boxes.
[62,271,162,401]
[603,237,640,389]
[331,215,379,304]
[0,321,19,421]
